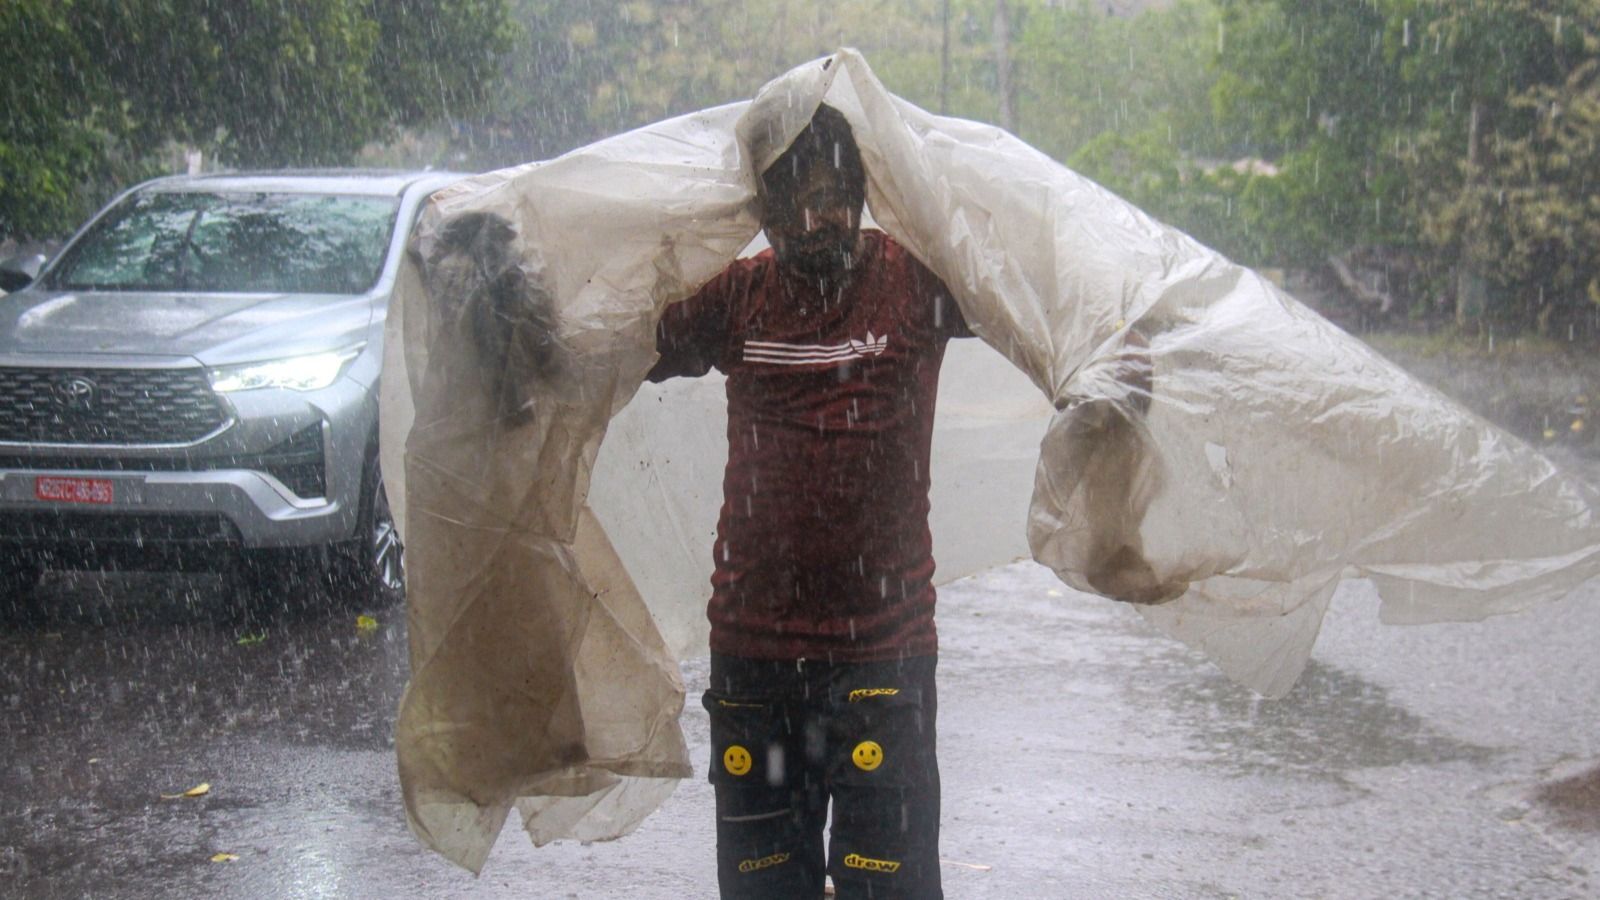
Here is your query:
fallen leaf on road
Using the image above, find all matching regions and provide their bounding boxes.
[235,631,267,646]
[355,615,378,632]
[161,782,211,800]
[210,853,239,863]
[940,858,993,871]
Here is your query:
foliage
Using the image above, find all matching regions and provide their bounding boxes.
[14,0,1597,332]
[457,0,953,170]
[1018,0,1220,164]
[1,0,512,241]
[1411,3,1600,327]
[0,1,132,241]
[1206,0,1600,327]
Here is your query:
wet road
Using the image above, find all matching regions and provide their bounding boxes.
[2,549,1596,898]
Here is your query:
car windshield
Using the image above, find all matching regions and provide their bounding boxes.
[48,190,401,294]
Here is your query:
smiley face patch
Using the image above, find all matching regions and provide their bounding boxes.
[851,740,884,772]
[723,744,753,776]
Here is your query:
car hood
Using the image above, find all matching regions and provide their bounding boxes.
[0,288,375,365]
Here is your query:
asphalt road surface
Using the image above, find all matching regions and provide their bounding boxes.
[2,548,1596,898]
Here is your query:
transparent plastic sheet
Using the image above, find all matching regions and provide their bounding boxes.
[380,50,1600,870]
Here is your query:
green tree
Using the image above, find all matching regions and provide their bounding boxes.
[0,0,513,241]
[456,0,954,169]
[0,1,129,241]
[1403,1,1600,327]
[1206,0,1600,327]
[1205,0,1413,267]
[1018,0,1219,163]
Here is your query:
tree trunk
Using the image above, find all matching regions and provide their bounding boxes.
[1456,99,1487,327]
[993,0,1016,132]
[939,0,950,115]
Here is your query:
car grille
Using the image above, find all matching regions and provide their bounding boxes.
[0,366,230,445]
[0,510,238,545]
[0,423,327,498]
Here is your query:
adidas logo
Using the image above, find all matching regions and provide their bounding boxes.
[744,332,890,367]
[847,331,889,357]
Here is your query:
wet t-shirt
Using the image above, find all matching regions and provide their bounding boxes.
[649,230,970,661]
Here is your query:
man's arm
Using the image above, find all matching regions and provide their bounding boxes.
[913,259,975,341]
[934,289,976,340]
[647,267,736,382]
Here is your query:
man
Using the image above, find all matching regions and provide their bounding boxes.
[648,104,970,899]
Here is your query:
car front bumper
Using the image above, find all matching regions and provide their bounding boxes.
[0,371,374,560]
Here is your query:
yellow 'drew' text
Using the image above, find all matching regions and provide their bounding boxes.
[847,688,900,703]
[843,853,901,873]
[738,851,792,874]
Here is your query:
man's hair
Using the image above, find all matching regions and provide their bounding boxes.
[759,104,867,208]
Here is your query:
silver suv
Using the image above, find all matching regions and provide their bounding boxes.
[0,170,462,617]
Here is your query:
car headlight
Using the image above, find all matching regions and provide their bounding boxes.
[208,346,363,393]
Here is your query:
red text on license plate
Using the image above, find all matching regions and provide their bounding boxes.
[35,476,115,505]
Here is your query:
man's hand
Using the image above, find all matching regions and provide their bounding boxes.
[1054,396,1186,606]
[420,212,559,427]
[1085,544,1187,605]
[1108,327,1153,416]
[1043,327,1181,606]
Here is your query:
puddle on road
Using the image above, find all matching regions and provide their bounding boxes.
[2,571,409,758]
[1130,655,1495,781]
[1,570,414,898]
[1532,763,1600,834]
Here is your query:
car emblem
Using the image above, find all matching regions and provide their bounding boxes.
[54,376,98,412]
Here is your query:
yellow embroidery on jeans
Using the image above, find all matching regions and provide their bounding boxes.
[847,688,900,702]
[738,851,791,873]
[843,853,901,874]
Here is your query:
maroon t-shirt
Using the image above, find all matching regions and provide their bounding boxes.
[649,231,970,662]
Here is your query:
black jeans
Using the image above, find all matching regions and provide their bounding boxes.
[705,654,942,899]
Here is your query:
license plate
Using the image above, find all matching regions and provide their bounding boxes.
[35,476,115,505]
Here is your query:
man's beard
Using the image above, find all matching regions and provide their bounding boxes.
[776,229,859,283]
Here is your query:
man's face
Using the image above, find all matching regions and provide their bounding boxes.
[761,160,863,282]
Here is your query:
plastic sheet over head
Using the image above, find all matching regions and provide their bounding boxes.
[380,49,1600,871]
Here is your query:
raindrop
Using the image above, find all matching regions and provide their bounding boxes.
[766,744,784,785]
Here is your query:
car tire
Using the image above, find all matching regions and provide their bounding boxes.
[230,447,402,624]
[329,448,404,613]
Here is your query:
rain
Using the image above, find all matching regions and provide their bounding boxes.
[3,2,1600,898]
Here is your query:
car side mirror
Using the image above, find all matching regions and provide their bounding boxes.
[0,253,46,292]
